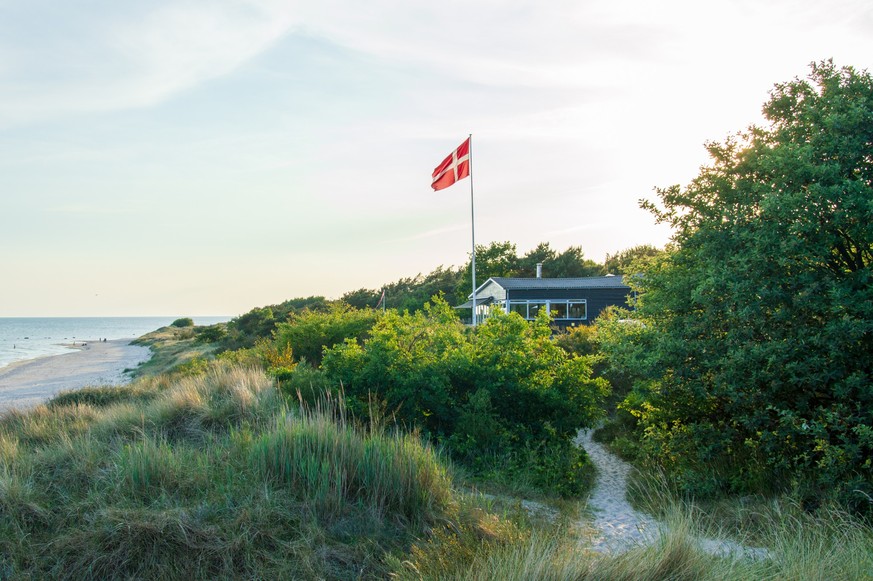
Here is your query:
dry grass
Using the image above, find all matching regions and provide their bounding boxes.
[0,364,462,579]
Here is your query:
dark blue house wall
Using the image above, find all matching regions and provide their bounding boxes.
[506,287,631,324]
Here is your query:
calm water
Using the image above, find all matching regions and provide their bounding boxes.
[0,317,230,370]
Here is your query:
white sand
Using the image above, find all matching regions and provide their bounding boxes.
[577,428,770,559]
[577,428,660,553]
[0,339,151,413]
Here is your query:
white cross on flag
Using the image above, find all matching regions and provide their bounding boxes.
[431,137,470,191]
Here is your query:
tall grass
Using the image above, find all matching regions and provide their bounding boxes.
[253,402,452,520]
[0,363,460,579]
[398,474,873,580]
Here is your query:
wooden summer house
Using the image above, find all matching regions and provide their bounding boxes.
[456,274,632,327]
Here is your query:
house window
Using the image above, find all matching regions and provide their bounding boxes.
[507,300,586,320]
[528,301,546,318]
[508,301,528,318]
[549,303,568,318]
[568,301,587,320]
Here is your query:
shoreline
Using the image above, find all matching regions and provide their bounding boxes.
[0,342,85,375]
[0,339,152,413]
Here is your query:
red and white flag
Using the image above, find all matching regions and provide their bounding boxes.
[431,137,470,191]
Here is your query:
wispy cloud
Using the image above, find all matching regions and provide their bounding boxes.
[44,204,140,216]
[392,223,468,243]
[0,0,299,126]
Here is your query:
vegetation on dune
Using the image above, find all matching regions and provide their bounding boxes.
[598,60,873,516]
[0,364,473,579]
[4,61,873,579]
[220,240,634,353]
[306,298,608,496]
[273,302,381,367]
[131,324,223,377]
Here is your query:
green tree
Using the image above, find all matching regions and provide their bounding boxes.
[604,244,663,275]
[322,298,608,494]
[343,266,463,313]
[457,241,606,301]
[456,241,520,299]
[341,288,381,309]
[516,242,558,277]
[549,246,605,277]
[616,61,873,511]
[274,303,380,366]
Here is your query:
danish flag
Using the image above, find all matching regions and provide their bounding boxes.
[431,137,471,191]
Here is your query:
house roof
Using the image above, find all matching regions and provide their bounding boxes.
[488,275,628,290]
[467,275,629,299]
[453,296,495,309]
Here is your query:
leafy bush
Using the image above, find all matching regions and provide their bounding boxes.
[272,364,339,407]
[170,317,194,328]
[273,303,379,366]
[221,296,329,350]
[322,298,609,495]
[196,323,227,343]
[606,61,873,515]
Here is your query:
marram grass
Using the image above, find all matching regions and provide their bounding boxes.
[253,407,452,520]
[2,362,872,579]
[0,363,459,579]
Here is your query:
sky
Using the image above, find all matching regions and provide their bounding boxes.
[1,1,871,317]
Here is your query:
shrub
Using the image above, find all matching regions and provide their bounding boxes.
[170,317,194,328]
[273,303,379,366]
[322,298,608,495]
[272,364,339,407]
[610,62,873,513]
[196,323,227,343]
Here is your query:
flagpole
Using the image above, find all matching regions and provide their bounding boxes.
[469,133,477,327]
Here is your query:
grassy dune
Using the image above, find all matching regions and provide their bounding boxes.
[0,364,462,579]
[130,325,219,377]
[2,361,871,579]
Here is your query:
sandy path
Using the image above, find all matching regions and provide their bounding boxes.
[577,428,770,559]
[576,429,660,552]
[0,340,151,413]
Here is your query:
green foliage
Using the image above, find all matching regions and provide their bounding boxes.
[252,402,452,520]
[342,265,464,313]
[554,324,599,357]
[0,365,461,579]
[457,242,605,302]
[273,303,380,366]
[604,244,664,275]
[272,363,339,407]
[195,323,227,343]
[222,296,328,350]
[322,298,609,495]
[170,317,194,328]
[613,61,873,514]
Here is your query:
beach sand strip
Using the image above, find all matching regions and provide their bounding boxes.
[0,340,151,413]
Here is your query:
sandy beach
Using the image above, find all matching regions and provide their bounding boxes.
[0,339,151,413]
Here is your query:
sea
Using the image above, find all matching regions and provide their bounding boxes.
[0,317,231,370]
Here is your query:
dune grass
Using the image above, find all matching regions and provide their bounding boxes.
[3,362,871,579]
[0,363,467,579]
[395,495,873,581]
[130,325,219,377]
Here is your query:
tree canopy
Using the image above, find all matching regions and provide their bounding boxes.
[456,241,605,299]
[612,61,873,512]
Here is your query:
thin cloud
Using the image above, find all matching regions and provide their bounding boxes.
[0,1,299,126]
